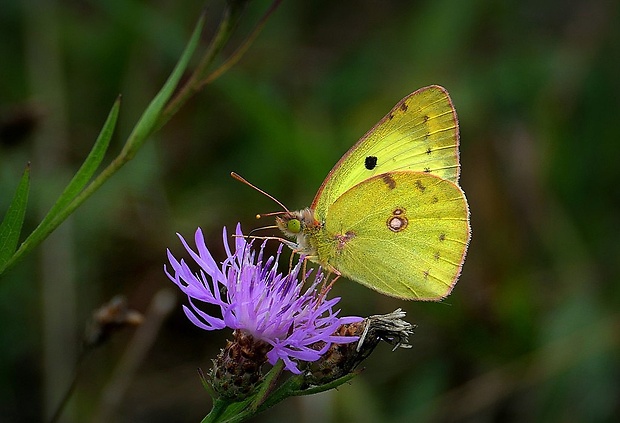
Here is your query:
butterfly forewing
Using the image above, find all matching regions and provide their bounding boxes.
[319,171,470,300]
[312,85,461,220]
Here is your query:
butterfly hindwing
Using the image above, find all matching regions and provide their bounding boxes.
[318,171,470,300]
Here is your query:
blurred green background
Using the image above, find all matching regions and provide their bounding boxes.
[1,0,619,422]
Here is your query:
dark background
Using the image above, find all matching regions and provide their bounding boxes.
[1,0,619,422]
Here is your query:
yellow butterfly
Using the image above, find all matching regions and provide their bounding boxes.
[246,86,470,300]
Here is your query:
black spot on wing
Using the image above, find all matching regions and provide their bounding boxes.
[365,156,378,170]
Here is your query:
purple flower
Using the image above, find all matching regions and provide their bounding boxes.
[164,224,362,374]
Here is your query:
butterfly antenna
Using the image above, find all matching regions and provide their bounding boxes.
[231,172,290,212]
[231,226,276,242]
[256,211,287,220]
[247,225,277,237]
[232,226,295,246]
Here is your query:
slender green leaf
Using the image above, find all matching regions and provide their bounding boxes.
[0,164,31,273]
[40,96,120,226]
[121,12,206,158]
[2,97,119,273]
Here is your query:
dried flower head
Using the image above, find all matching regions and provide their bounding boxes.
[84,295,144,348]
[306,308,415,386]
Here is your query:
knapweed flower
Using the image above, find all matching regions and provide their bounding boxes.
[164,224,362,376]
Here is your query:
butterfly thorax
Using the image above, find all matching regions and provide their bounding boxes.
[275,208,323,257]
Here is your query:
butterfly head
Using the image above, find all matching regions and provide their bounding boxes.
[275,208,320,253]
[275,208,313,236]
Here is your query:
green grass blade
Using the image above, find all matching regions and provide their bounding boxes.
[121,12,206,158]
[0,164,31,273]
[1,97,120,273]
[42,96,121,225]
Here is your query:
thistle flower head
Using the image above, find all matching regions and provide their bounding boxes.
[164,224,361,375]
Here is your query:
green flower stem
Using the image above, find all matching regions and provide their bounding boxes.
[289,372,359,397]
[201,399,231,423]
[199,360,286,423]
[200,395,257,423]
[201,364,359,423]
[255,371,358,414]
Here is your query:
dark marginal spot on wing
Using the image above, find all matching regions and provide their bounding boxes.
[434,251,440,260]
[423,270,429,280]
[415,179,426,192]
[381,173,396,189]
[423,114,430,122]
[365,156,378,170]
[439,233,446,242]
[400,102,409,112]
[426,147,432,155]
[432,196,439,203]
[388,112,394,120]
[424,167,431,173]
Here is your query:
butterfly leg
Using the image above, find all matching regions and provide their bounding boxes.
[296,253,317,283]
[288,249,299,274]
[302,257,308,282]
[318,270,342,301]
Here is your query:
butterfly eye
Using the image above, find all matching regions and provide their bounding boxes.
[287,219,301,233]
